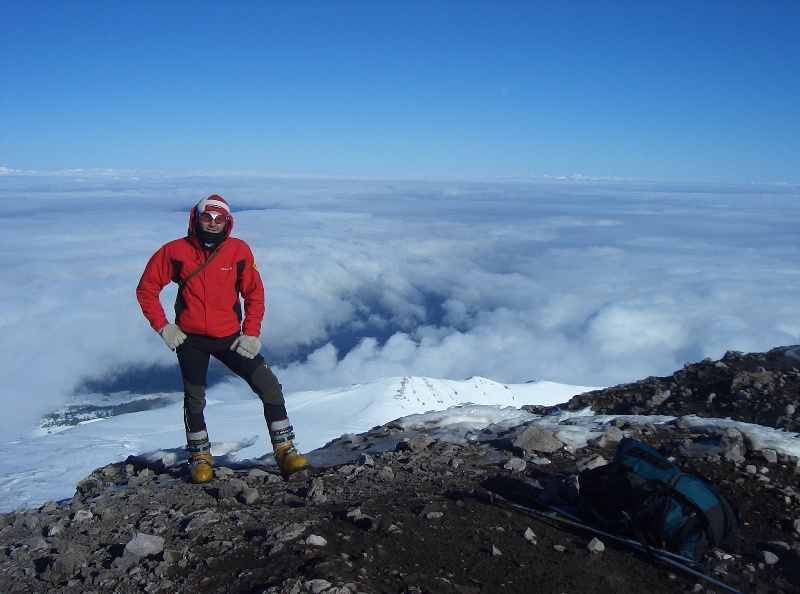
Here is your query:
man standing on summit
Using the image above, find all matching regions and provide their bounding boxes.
[136,195,308,483]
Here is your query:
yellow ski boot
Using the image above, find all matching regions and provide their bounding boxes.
[190,451,214,484]
[274,442,309,476]
[187,430,214,484]
[268,419,309,475]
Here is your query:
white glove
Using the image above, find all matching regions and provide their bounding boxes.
[159,324,187,350]
[231,334,261,359]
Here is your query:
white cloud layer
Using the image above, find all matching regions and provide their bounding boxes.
[1,170,798,440]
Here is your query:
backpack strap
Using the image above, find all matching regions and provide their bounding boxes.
[178,246,223,288]
[667,474,713,551]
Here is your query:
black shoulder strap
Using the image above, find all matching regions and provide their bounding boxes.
[178,246,223,288]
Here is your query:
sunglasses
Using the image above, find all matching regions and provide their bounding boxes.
[198,211,230,224]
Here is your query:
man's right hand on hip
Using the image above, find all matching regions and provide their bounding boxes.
[159,324,187,350]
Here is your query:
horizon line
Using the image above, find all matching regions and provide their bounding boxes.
[1,166,797,188]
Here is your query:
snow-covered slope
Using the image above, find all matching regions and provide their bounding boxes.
[3,374,798,514]
[0,377,595,512]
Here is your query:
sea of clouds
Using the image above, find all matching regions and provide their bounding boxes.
[1,169,798,441]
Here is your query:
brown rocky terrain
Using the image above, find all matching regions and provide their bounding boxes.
[1,346,798,594]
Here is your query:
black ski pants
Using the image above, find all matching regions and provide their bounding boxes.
[175,332,288,433]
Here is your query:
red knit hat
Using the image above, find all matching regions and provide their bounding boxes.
[195,195,230,217]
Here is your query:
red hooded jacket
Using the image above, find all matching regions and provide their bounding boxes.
[136,205,265,339]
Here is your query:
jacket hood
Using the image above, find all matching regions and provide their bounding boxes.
[187,194,234,242]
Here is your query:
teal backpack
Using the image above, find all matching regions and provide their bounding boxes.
[578,437,742,561]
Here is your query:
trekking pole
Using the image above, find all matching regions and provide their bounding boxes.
[545,503,707,569]
[477,490,705,568]
[469,489,744,594]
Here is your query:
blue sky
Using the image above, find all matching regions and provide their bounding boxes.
[1,1,799,182]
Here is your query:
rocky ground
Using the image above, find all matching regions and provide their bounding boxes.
[1,346,799,594]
